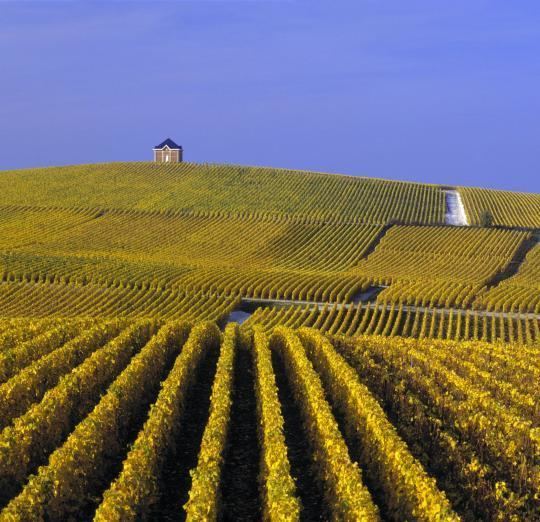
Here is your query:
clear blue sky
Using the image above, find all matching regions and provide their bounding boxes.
[1,1,539,192]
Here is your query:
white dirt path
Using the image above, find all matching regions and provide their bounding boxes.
[444,189,469,226]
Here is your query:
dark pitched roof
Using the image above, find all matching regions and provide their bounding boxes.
[154,138,182,150]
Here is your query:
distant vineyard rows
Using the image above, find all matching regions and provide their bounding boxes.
[0,280,236,322]
[0,205,538,311]
[247,302,540,345]
[0,278,537,344]
[460,186,540,228]
[0,163,446,224]
[353,225,531,308]
[476,242,540,313]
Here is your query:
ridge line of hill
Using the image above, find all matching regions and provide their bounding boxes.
[0,161,443,188]
[2,161,539,195]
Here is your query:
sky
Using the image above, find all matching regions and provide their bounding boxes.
[0,1,539,193]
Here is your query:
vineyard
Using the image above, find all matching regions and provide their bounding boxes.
[0,163,445,224]
[0,280,236,322]
[0,205,536,312]
[0,161,539,519]
[0,319,538,520]
[246,302,540,344]
[353,225,530,308]
[475,239,540,313]
[460,186,540,228]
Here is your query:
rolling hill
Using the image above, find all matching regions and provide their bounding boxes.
[0,161,539,520]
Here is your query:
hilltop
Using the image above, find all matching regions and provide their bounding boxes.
[1,161,538,227]
[0,162,444,224]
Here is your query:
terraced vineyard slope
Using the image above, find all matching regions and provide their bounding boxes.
[475,239,540,313]
[352,225,530,308]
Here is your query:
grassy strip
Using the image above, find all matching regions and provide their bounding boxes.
[269,326,380,521]
[94,322,221,521]
[182,323,236,521]
[0,320,124,429]
[0,320,154,505]
[252,326,300,521]
[0,320,187,521]
[298,328,459,522]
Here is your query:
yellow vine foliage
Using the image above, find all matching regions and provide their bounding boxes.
[95,321,221,521]
[298,328,459,521]
[252,326,300,521]
[270,327,380,521]
[183,323,237,521]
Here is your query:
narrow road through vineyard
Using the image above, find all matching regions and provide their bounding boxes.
[444,189,469,226]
